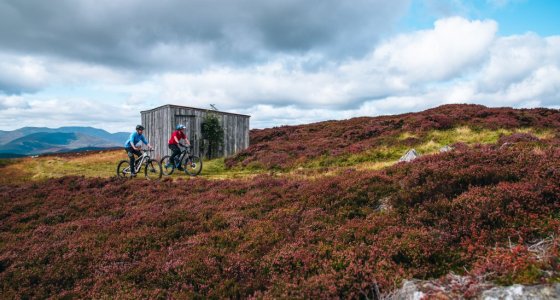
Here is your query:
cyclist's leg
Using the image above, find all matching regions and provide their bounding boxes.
[174,145,185,170]
[126,148,135,173]
[169,144,181,167]
[127,148,141,174]
[132,149,142,172]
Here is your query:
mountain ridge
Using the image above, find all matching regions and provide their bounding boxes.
[0,127,129,157]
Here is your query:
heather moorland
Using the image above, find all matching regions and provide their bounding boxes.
[1,104,559,298]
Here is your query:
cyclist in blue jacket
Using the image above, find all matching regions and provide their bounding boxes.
[124,125,153,176]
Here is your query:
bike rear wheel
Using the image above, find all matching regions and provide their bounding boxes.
[117,160,131,178]
[184,155,202,176]
[160,155,175,176]
[145,159,162,180]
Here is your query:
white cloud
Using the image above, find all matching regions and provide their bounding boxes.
[141,17,501,110]
[0,56,49,93]
[0,95,30,110]
[476,66,560,106]
[0,0,410,72]
[0,52,136,95]
[477,33,552,91]
[0,16,559,131]
[0,96,139,132]
[369,17,497,82]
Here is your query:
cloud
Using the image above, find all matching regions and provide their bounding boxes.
[0,52,136,94]
[367,17,497,83]
[142,17,499,110]
[0,95,139,132]
[0,16,558,131]
[0,95,30,110]
[0,55,48,94]
[146,17,556,127]
[0,0,410,72]
[477,34,560,92]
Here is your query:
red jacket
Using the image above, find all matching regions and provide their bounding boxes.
[168,130,187,145]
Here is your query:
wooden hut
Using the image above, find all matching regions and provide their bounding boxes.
[141,105,250,159]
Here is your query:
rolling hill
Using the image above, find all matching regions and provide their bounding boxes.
[226,104,560,169]
[0,104,559,298]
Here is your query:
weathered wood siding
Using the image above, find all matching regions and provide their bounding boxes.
[141,105,250,159]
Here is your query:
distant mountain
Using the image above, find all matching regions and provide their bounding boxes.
[0,127,130,157]
[0,127,128,145]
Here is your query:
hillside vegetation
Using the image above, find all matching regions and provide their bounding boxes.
[1,104,559,298]
[226,104,559,170]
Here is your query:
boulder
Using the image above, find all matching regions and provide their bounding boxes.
[399,149,419,162]
[439,145,453,153]
[385,277,560,300]
[481,284,560,300]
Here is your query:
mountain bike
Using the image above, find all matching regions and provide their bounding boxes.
[117,149,162,180]
[161,145,203,176]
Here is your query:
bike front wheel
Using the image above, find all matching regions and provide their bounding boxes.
[184,156,203,176]
[117,160,131,178]
[160,155,175,176]
[144,159,162,180]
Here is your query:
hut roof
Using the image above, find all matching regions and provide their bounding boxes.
[141,104,251,118]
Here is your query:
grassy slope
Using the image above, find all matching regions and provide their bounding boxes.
[0,150,264,185]
[304,127,554,169]
[0,126,554,185]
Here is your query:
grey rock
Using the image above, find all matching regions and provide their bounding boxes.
[376,196,392,212]
[439,145,453,153]
[481,284,560,300]
[500,142,512,149]
[399,149,419,163]
[384,279,560,300]
[384,280,424,300]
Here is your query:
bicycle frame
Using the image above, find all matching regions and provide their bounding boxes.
[123,151,150,173]
[134,152,150,173]
[171,146,191,166]
[161,145,202,177]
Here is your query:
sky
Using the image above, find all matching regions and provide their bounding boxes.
[0,0,559,132]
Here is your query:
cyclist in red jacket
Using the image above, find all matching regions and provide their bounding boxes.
[168,124,191,171]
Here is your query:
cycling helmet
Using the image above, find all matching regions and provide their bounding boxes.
[136,125,145,130]
[176,124,186,130]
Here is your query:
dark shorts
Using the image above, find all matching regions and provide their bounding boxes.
[125,147,141,158]
[169,144,181,154]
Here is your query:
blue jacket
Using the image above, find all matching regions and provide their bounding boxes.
[124,132,148,148]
